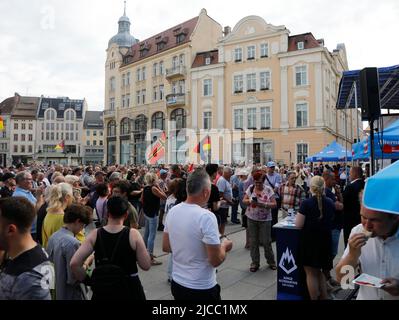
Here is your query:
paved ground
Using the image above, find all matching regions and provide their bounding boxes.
[137,219,346,300]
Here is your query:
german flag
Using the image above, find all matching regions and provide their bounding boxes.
[0,116,4,131]
[147,132,166,165]
[55,140,65,152]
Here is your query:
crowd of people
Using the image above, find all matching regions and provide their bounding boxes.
[0,160,397,300]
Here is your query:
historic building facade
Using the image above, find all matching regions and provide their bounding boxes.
[83,111,104,165]
[104,9,361,165]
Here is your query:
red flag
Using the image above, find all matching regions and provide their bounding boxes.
[147,132,166,165]
[188,163,194,172]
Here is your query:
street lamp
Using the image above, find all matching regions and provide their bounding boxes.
[284,150,292,167]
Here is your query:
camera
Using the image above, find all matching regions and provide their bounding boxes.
[252,196,257,202]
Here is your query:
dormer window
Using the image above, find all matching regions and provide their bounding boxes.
[297,41,304,50]
[205,57,211,65]
[174,28,188,44]
[156,36,168,52]
[139,42,151,57]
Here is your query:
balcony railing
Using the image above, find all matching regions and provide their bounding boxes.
[165,65,186,79]
[103,109,115,118]
[166,93,185,107]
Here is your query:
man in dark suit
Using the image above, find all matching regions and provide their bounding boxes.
[343,166,365,248]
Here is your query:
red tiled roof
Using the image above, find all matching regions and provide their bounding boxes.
[11,96,40,119]
[122,16,199,66]
[191,50,219,68]
[288,33,321,52]
[0,96,16,115]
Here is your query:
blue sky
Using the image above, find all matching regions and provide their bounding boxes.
[0,0,397,111]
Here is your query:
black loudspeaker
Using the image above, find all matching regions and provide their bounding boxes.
[359,67,381,121]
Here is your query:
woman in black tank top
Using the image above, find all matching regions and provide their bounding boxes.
[70,196,151,300]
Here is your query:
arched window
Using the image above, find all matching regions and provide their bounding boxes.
[45,109,56,121]
[64,109,76,121]
[170,108,186,130]
[134,115,147,133]
[151,112,165,130]
[120,118,130,135]
[107,120,116,137]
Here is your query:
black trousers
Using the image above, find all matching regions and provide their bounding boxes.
[171,280,221,301]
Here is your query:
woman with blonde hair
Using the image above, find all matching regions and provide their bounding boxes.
[295,176,335,300]
[141,172,167,265]
[42,183,84,248]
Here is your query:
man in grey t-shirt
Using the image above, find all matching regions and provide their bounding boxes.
[47,204,92,300]
[216,167,233,237]
[0,197,52,300]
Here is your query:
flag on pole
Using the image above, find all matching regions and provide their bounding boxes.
[193,135,211,162]
[188,163,194,172]
[55,140,65,152]
[0,116,4,131]
[147,132,166,165]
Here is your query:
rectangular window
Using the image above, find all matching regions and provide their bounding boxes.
[247,108,257,129]
[247,45,255,60]
[46,132,50,140]
[56,132,59,140]
[50,123,54,130]
[172,81,178,94]
[21,146,25,153]
[42,123,44,130]
[296,103,308,127]
[260,107,271,129]
[122,74,126,87]
[29,123,33,130]
[297,41,304,50]
[110,98,115,110]
[246,73,256,92]
[203,111,212,130]
[142,67,146,81]
[127,72,130,85]
[28,145,32,153]
[87,130,90,136]
[159,85,164,100]
[66,123,69,131]
[100,131,103,136]
[234,109,243,129]
[93,140,97,146]
[93,130,97,136]
[21,134,25,141]
[14,134,18,141]
[76,133,79,141]
[14,123,18,130]
[126,94,130,107]
[234,48,242,62]
[41,132,44,140]
[122,95,125,108]
[29,134,33,141]
[56,123,59,130]
[142,90,146,104]
[179,80,185,94]
[295,66,307,86]
[203,79,212,96]
[297,143,308,163]
[100,140,103,146]
[234,75,243,93]
[14,145,18,153]
[136,68,141,81]
[159,61,164,75]
[110,77,116,91]
[260,71,271,90]
[153,86,158,101]
[153,63,158,77]
[61,123,63,130]
[260,43,269,58]
[50,132,54,140]
[136,91,141,105]
[87,140,90,146]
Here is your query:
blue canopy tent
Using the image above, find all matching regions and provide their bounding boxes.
[352,119,399,160]
[363,160,399,214]
[337,65,399,110]
[306,141,352,162]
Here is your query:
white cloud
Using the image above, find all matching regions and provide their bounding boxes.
[0,0,398,111]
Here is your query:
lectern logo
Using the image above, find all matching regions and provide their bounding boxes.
[279,248,297,275]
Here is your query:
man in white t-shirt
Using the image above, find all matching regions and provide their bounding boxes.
[216,166,233,237]
[162,169,233,301]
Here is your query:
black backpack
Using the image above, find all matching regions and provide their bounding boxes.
[90,227,131,299]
